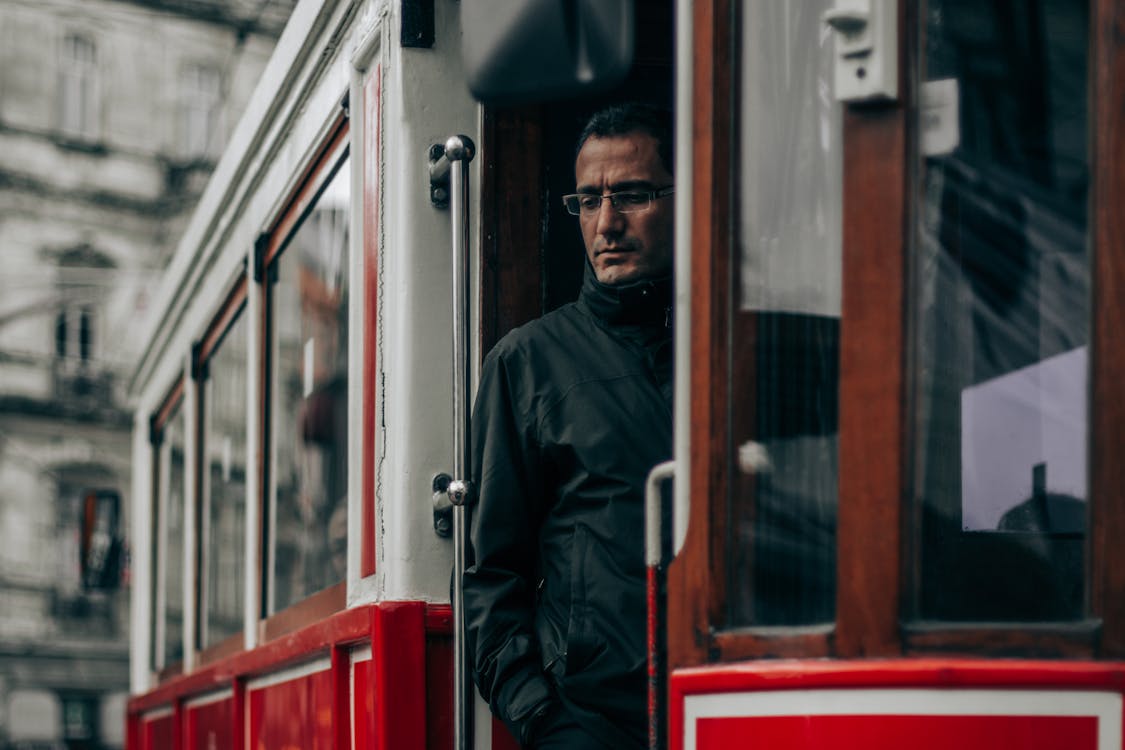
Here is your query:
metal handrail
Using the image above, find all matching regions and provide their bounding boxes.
[439,133,477,750]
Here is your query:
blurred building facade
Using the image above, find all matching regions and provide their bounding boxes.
[0,1,293,747]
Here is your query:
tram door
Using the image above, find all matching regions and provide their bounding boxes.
[467,4,674,747]
[478,5,674,351]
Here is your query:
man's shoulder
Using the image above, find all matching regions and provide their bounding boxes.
[486,302,587,362]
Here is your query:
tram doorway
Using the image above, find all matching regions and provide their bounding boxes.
[478,1,674,353]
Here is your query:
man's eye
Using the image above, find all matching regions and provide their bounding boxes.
[617,192,647,205]
[578,196,601,210]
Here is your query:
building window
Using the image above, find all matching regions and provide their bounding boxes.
[181,64,224,159]
[58,33,100,140]
[54,306,95,363]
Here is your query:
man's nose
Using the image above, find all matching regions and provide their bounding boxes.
[594,197,625,236]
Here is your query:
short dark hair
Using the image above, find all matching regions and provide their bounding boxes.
[575,103,674,175]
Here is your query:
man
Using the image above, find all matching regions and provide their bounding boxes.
[464,103,674,749]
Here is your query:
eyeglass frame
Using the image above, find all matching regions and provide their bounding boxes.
[561,185,675,216]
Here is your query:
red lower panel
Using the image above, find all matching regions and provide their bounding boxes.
[143,714,174,750]
[425,634,453,750]
[695,715,1098,750]
[354,660,375,749]
[185,698,233,750]
[248,670,334,749]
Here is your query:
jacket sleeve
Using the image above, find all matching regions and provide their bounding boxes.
[463,347,558,743]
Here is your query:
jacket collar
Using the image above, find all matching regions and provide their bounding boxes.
[577,260,672,327]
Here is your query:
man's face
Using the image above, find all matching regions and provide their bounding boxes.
[574,132,674,286]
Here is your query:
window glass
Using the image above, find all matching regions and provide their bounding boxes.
[270,155,350,613]
[202,311,247,646]
[729,0,841,627]
[161,404,185,667]
[909,0,1088,621]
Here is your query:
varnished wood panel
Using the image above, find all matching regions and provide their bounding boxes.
[259,581,346,644]
[832,0,911,659]
[904,622,1101,658]
[195,276,248,368]
[361,66,381,578]
[478,106,546,357]
[1090,0,1125,658]
[262,114,350,270]
[834,105,909,657]
[667,0,727,670]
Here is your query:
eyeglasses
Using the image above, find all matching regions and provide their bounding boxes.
[562,186,675,216]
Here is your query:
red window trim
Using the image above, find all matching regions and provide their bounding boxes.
[261,112,350,272]
[151,378,186,441]
[194,275,249,368]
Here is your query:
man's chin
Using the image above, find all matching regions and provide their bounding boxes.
[595,269,640,286]
[593,261,643,286]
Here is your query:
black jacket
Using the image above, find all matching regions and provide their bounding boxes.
[464,264,673,748]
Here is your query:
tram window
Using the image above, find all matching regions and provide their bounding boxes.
[268,153,350,614]
[723,0,841,628]
[199,308,248,648]
[907,0,1089,622]
[155,399,186,670]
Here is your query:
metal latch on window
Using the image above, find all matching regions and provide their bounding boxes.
[823,0,897,102]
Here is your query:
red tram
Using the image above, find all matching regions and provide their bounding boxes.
[125,0,1125,748]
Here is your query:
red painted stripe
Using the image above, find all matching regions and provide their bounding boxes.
[647,564,658,748]
[372,601,427,750]
[425,603,453,634]
[695,715,1097,750]
[670,658,1125,696]
[128,604,372,713]
[130,601,465,749]
[669,660,1125,750]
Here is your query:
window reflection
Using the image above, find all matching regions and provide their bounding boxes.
[730,0,841,627]
[202,311,247,647]
[910,0,1088,621]
[270,155,350,613]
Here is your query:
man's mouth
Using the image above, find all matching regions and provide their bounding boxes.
[596,243,637,256]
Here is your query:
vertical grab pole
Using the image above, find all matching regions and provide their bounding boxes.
[444,134,476,750]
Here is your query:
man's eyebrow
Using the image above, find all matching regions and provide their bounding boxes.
[575,180,658,194]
